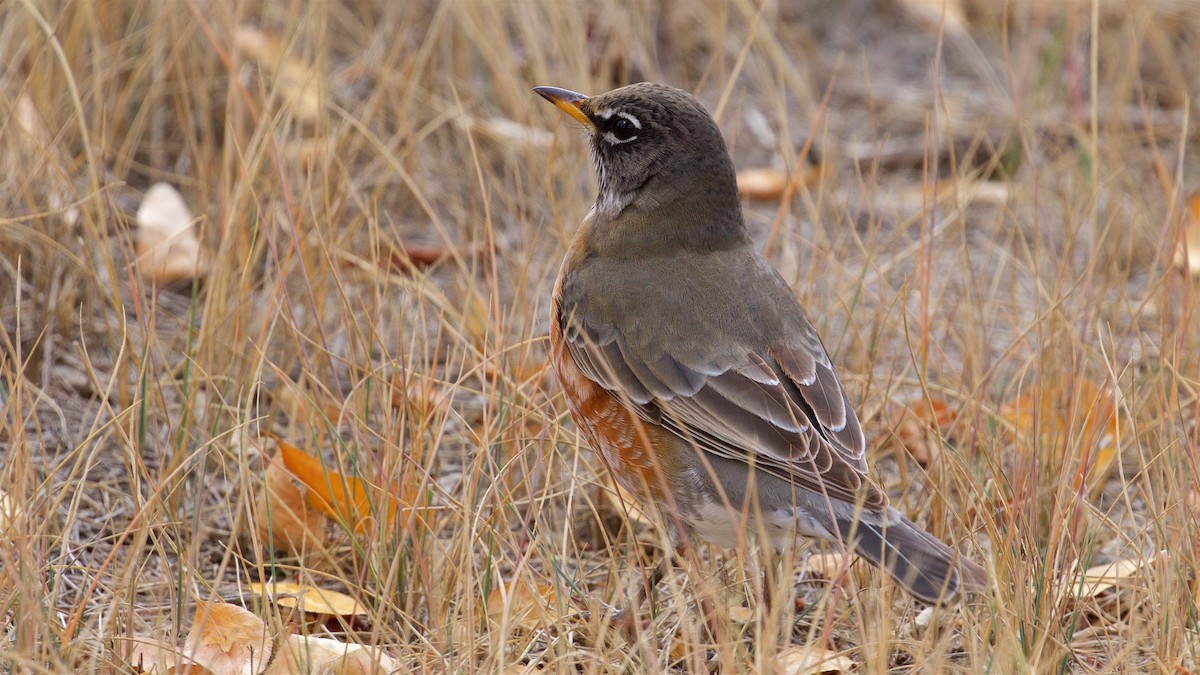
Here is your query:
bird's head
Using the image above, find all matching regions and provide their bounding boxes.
[534,82,740,219]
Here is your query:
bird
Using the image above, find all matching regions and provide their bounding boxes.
[534,81,987,605]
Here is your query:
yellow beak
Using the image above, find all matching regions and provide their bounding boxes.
[533,86,593,128]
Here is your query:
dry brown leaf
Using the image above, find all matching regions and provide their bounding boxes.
[486,580,557,631]
[135,183,208,284]
[483,358,548,387]
[385,241,450,272]
[890,397,958,467]
[900,0,967,32]
[183,602,273,675]
[1175,190,1200,277]
[728,606,754,624]
[389,373,451,419]
[233,26,324,122]
[124,635,202,674]
[256,453,327,557]
[274,377,343,426]
[772,645,856,674]
[736,165,823,201]
[803,552,852,580]
[1076,555,1155,598]
[15,95,80,225]
[263,635,396,675]
[247,582,367,618]
[1001,377,1120,500]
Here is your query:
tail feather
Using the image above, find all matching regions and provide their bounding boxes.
[834,507,986,605]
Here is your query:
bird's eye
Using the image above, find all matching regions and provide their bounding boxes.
[611,116,638,141]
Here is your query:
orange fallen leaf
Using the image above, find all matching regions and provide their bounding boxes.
[275,438,396,532]
[1175,190,1200,277]
[247,581,367,618]
[135,183,208,285]
[1001,376,1120,500]
[256,453,327,558]
[183,602,273,675]
[273,377,343,427]
[263,635,396,675]
[890,397,958,467]
[485,580,557,631]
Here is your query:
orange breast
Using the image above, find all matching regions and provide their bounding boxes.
[549,259,680,503]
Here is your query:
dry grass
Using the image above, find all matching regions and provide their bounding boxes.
[1,0,1198,672]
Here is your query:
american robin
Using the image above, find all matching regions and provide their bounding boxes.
[535,82,986,605]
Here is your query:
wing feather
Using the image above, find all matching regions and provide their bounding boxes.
[561,310,883,511]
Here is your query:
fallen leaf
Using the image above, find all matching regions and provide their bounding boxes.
[890,397,958,467]
[255,453,328,558]
[275,438,396,532]
[273,376,343,427]
[728,606,754,624]
[1076,555,1156,598]
[381,240,451,273]
[486,580,557,631]
[900,0,967,33]
[263,635,396,675]
[1174,190,1200,277]
[15,95,80,225]
[803,552,852,580]
[736,165,823,201]
[233,26,324,122]
[388,373,451,421]
[247,581,367,618]
[1001,376,1120,500]
[772,645,855,674]
[135,183,207,284]
[183,601,273,675]
[124,635,201,674]
[483,358,548,387]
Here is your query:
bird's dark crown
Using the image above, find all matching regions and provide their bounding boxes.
[573,83,740,220]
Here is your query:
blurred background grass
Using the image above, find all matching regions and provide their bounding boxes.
[1,0,1198,672]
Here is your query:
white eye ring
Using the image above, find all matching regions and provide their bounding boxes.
[603,130,638,145]
[602,111,641,145]
[616,111,641,129]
